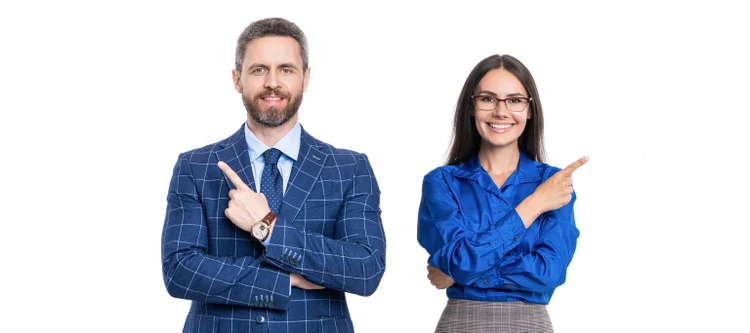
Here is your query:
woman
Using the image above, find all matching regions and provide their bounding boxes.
[417,54,587,332]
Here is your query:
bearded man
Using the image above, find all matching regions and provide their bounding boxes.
[160,17,386,333]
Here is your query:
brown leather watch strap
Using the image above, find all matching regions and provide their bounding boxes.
[261,211,277,225]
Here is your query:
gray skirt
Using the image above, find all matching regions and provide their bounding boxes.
[435,298,553,333]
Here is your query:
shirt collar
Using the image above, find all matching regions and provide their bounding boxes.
[453,149,542,184]
[244,121,301,162]
[512,151,542,183]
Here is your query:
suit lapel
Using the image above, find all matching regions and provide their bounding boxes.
[215,125,257,191]
[279,128,327,223]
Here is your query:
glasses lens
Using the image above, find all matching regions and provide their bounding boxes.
[506,98,528,112]
[475,96,497,111]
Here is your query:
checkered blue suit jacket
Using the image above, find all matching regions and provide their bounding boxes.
[161,124,386,332]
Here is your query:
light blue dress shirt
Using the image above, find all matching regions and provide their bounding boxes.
[244,121,301,249]
[244,121,301,194]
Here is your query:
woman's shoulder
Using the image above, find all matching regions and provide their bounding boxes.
[423,165,456,182]
[535,161,563,181]
[422,157,480,182]
[518,152,562,182]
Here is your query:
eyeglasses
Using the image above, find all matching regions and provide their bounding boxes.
[470,95,532,112]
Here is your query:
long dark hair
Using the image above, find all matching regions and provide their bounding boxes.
[446,54,546,165]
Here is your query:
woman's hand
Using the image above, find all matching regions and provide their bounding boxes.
[516,157,588,227]
[534,156,588,212]
[427,265,455,289]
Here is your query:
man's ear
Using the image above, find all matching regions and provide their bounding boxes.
[302,67,311,92]
[232,69,242,93]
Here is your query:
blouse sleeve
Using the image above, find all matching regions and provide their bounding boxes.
[417,170,527,286]
[476,192,580,292]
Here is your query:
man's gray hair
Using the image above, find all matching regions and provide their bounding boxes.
[235,18,309,72]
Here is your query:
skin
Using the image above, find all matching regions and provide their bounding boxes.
[231,36,310,147]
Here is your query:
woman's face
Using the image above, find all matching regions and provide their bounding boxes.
[473,68,531,150]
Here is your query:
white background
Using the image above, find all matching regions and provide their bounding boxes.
[1,1,748,332]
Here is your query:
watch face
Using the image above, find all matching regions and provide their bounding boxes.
[252,222,268,240]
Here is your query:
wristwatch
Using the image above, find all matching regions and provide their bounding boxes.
[251,211,277,242]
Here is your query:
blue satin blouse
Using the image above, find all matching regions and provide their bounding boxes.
[417,151,579,305]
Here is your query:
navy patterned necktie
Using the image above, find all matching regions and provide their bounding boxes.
[261,148,284,214]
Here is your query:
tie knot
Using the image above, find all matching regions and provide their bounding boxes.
[263,148,282,165]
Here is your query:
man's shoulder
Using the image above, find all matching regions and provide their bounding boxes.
[303,130,370,166]
[300,130,379,193]
[324,144,368,163]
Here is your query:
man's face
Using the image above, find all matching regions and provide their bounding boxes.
[232,36,310,127]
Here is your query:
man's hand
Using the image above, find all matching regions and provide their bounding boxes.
[291,273,325,290]
[218,161,273,232]
[427,265,454,290]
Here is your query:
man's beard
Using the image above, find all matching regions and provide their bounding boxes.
[243,88,303,127]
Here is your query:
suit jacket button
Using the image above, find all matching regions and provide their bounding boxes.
[256,315,266,324]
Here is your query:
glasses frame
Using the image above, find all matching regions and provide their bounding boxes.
[470,94,533,112]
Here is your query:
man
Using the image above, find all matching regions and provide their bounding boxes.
[161,17,386,332]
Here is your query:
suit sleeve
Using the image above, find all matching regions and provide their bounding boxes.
[261,154,386,297]
[417,171,527,287]
[161,153,291,310]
